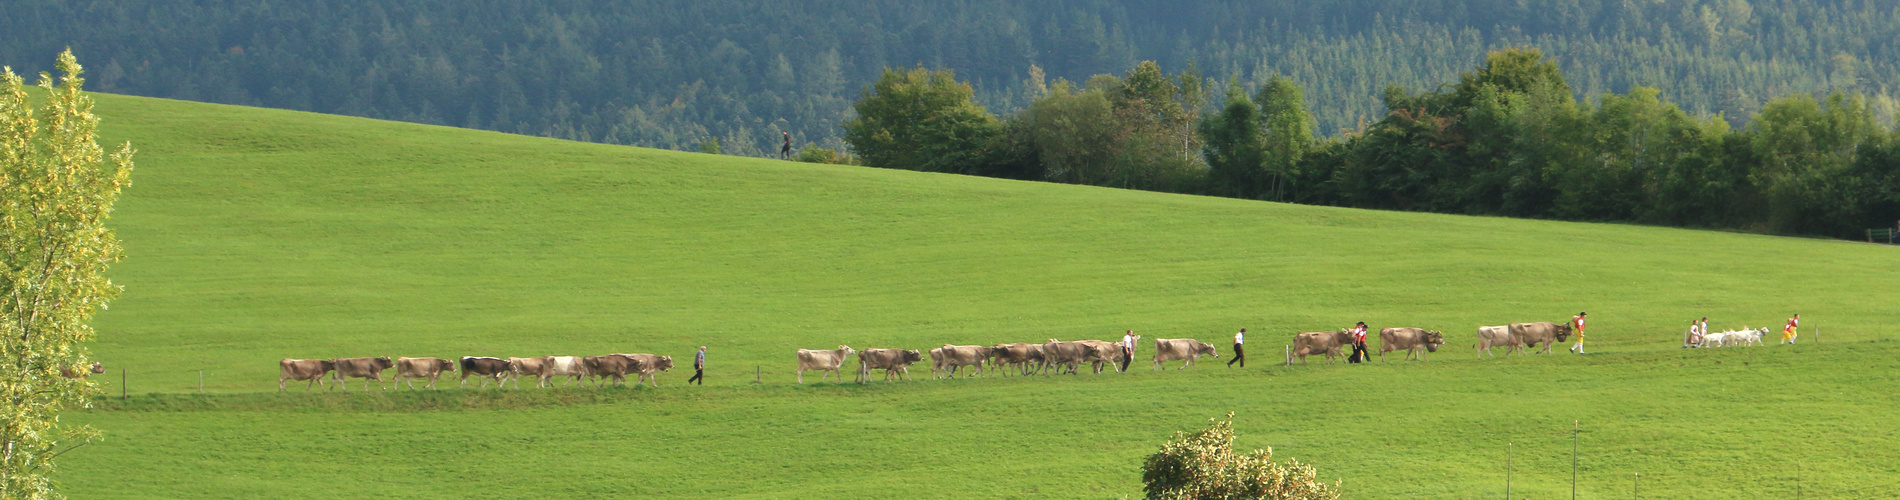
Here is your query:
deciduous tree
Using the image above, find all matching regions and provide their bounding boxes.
[1,49,134,499]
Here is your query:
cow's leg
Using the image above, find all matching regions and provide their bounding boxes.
[280,376,288,392]
[797,369,805,384]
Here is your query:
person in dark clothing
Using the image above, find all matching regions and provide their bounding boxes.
[1348,321,1370,363]
[688,346,706,385]
[1227,328,1245,367]
[780,132,792,159]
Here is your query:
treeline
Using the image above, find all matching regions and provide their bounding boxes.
[1,0,1897,154]
[845,49,1900,239]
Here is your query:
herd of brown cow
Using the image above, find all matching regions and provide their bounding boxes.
[795,337,1224,384]
[1291,322,1573,364]
[269,321,1572,391]
[277,354,674,391]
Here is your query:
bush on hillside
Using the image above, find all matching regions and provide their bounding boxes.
[1142,413,1341,500]
[796,143,856,165]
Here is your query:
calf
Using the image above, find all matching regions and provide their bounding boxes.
[394,357,455,390]
[278,358,336,391]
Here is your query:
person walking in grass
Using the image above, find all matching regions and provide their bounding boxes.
[1347,322,1369,363]
[1782,314,1800,344]
[1227,328,1246,368]
[1120,330,1138,372]
[688,346,707,385]
[1568,311,1588,353]
[1684,319,1702,348]
[780,131,793,159]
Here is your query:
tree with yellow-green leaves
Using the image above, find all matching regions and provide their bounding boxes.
[1,49,134,499]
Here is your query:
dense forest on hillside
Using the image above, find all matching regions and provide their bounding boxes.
[2,0,1896,155]
[843,49,1899,239]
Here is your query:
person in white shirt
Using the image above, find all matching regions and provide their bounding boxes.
[1227,328,1246,367]
[1120,330,1139,372]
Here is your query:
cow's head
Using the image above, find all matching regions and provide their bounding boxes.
[440,359,457,371]
[903,350,922,363]
[1554,323,1573,342]
[88,361,105,374]
[375,356,394,369]
[1199,342,1218,357]
[657,356,674,371]
[320,359,337,371]
[1425,331,1445,352]
[838,345,856,357]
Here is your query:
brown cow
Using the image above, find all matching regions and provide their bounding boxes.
[611,353,673,387]
[1476,325,1518,357]
[937,344,991,378]
[1378,328,1446,361]
[394,357,455,390]
[504,357,547,389]
[61,361,105,379]
[278,358,336,391]
[1292,330,1354,365]
[927,347,948,379]
[1040,339,1098,375]
[856,348,922,384]
[1077,340,1127,374]
[333,357,394,391]
[989,343,1044,376]
[795,345,855,384]
[1151,338,1218,370]
[1508,322,1573,354]
[583,354,637,387]
[459,356,510,388]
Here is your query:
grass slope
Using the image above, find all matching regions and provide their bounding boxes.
[58,92,1900,498]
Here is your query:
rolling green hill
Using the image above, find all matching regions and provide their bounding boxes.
[61,92,1900,498]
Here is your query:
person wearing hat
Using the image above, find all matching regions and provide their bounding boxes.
[688,346,707,385]
[1227,328,1246,368]
[1568,312,1588,354]
[1347,322,1369,363]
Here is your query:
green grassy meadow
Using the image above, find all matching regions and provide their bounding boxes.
[57,92,1900,498]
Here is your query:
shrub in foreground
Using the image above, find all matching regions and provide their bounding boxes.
[1142,413,1341,500]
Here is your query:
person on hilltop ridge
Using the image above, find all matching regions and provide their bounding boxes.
[1347,322,1369,363]
[1782,314,1800,344]
[780,131,793,159]
[1227,328,1246,368]
[1568,312,1588,354]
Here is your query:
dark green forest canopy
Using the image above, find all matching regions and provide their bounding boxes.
[1,0,1895,154]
